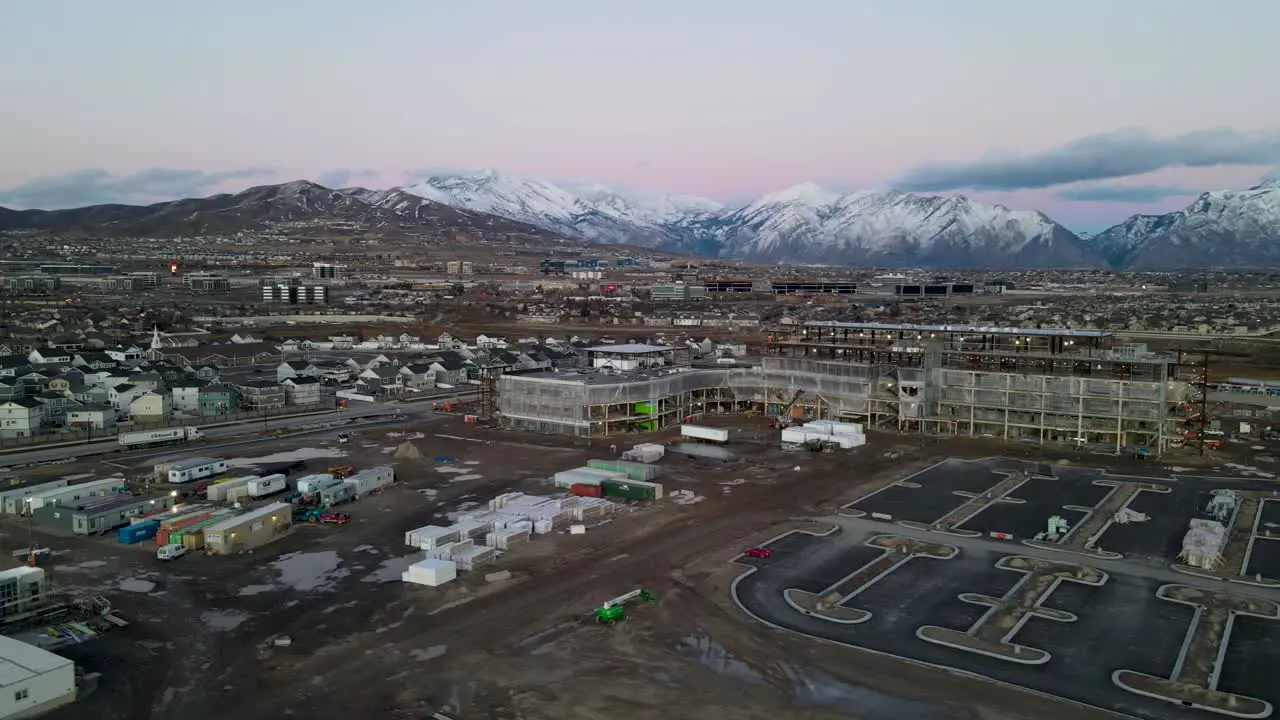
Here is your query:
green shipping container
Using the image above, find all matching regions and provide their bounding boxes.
[600,479,657,502]
[587,459,661,482]
[634,402,656,415]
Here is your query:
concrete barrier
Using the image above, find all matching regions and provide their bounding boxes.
[870,512,893,521]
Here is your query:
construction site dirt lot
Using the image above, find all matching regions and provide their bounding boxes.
[4,421,1280,720]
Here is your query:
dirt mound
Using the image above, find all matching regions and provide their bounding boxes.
[393,441,423,460]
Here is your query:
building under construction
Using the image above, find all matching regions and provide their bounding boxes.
[496,321,1199,453]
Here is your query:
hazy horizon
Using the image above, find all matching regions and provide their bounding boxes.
[2,0,1278,232]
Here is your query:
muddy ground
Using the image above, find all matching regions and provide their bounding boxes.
[6,415,1280,720]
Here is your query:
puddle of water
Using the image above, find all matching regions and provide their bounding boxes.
[270,551,349,592]
[361,554,421,584]
[409,645,446,661]
[680,634,762,684]
[667,443,735,460]
[117,578,157,593]
[201,610,249,631]
[778,663,952,720]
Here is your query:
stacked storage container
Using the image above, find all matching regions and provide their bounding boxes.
[453,545,497,571]
[401,558,457,586]
[405,525,462,550]
[621,442,665,463]
[599,478,663,501]
[156,512,215,546]
[295,473,339,494]
[586,459,662,482]
[344,466,394,497]
[118,519,161,545]
[782,420,867,448]
[178,511,236,550]
[570,484,603,498]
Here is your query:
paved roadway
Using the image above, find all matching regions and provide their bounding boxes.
[0,395,478,467]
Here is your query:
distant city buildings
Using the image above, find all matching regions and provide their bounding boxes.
[262,284,328,304]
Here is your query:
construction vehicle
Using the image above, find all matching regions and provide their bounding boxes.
[292,508,323,523]
[770,389,805,429]
[594,588,658,624]
[327,465,356,479]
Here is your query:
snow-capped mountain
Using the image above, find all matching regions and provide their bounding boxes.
[399,172,1101,268]
[1087,181,1280,269]
[401,170,719,248]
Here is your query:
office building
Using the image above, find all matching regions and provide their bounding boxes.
[125,271,159,289]
[312,262,343,279]
[262,285,327,304]
[182,273,230,292]
[0,276,60,292]
[650,284,707,302]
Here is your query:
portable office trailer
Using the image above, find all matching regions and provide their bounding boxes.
[69,494,176,535]
[680,425,729,443]
[318,483,355,508]
[295,473,339,494]
[166,458,229,484]
[23,479,124,513]
[0,567,48,621]
[343,466,394,497]
[248,474,288,498]
[0,479,72,515]
[202,502,293,555]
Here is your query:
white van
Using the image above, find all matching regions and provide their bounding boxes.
[156,544,188,561]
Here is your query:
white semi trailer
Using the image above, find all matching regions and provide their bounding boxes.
[118,427,203,449]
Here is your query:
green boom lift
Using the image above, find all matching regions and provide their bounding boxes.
[594,588,658,624]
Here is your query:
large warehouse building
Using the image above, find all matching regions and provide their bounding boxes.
[0,636,75,718]
[496,321,1196,454]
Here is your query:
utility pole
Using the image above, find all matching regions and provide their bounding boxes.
[1196,352,1210,457]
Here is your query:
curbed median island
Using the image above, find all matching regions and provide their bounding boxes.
[916,555,1108,665]
[783,535,958,624]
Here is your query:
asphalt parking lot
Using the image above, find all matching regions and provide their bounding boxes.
[957,475,1113,539]
[844,460,1009,524]
[1246,538,1280,581]
[732,515,1280,720]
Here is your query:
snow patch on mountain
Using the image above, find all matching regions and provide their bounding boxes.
[1088,181,1280,269]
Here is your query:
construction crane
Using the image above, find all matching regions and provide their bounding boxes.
[770,389,805,429]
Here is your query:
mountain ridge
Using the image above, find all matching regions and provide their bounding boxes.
[4,173,1278,269]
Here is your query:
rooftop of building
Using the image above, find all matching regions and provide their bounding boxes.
[798,321,1112,339]
[503,365,723,386]
[0,636,72,688]
[585,343,673,355]
[74,493,167,516]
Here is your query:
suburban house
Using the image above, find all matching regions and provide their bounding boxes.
[34,392,81,427]
[27,348,73,365]
[197,385,238,418]
[0,398,44,438]
[397,363,436,391]
[128,372,167,394]
[282,376,322,405]
[233,380,286,411]
[71,384,110,406]
[109,383,146,411]
[105,346,147,362]
[169,380,205,413]
[355,366,404,397]
[72,352,120,371]
[129,392,172,422]
[421,355,471,387]
[67,404,115,430]
[276,360,320,383]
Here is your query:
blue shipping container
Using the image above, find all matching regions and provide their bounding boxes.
[118,520,160,544]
